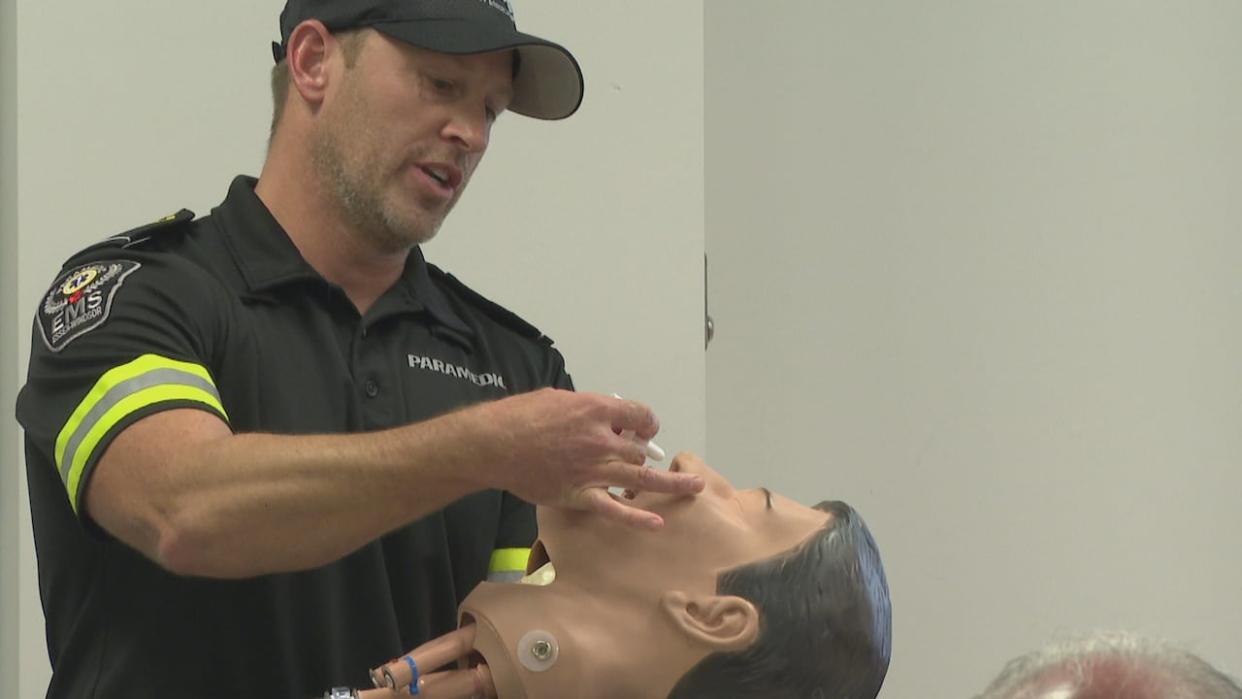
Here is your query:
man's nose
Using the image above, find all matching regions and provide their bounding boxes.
[442,109,490,153]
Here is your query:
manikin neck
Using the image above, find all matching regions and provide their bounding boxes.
[459,582,700,699]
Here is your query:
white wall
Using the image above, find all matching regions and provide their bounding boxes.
[428,1,706,454]
[706,1,1242,697]
[2,0,19,694]
[12,1,703,694]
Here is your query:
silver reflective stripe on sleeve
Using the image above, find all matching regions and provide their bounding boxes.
[487,571,526,583]
[53,354,228,513]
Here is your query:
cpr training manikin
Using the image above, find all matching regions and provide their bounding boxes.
[322,452,892,699]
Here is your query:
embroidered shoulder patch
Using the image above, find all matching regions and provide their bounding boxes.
[38,260,142,352]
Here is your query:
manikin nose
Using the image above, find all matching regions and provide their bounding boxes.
[670,453,734,498]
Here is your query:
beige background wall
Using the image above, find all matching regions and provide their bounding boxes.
[8,1,703,694]
[3,0,19,695]
[706,1,1241,697]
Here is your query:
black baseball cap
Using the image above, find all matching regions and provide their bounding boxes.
[273,0,584,120]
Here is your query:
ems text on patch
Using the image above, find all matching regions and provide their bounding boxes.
[38,260,142,352]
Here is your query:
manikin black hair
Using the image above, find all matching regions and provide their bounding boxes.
[666,501,892,699]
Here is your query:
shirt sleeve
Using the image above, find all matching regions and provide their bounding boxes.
[549,346,574,391]
[486,490,538,583]
[16,252,229,518]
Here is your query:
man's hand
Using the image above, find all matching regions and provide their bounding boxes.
[460,389,704,529]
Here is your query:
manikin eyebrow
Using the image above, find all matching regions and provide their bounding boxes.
[760,487,773,510]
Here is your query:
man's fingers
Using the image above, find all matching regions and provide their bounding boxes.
[580,488,664,530]
[608,462,704,496]
[610,433,649,466]
[371,626,478,690]
[607,395,660,441]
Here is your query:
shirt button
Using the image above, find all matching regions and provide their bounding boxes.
[364,380,379,398]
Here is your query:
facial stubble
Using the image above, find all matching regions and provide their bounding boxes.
[310,73,454,253]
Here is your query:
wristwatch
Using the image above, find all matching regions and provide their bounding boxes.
[323,688,358,699]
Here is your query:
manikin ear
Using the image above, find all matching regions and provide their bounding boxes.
[659,591,760,652]
[285,20,335,108]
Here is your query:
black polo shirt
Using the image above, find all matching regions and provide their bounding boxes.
[17,176,571,699]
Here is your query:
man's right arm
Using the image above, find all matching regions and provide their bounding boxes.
[86,387,703,579]
[21,252,702,580]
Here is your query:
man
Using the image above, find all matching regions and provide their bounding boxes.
[974,631,1242,699]
[15,1,703,697]
[359,452,893,699]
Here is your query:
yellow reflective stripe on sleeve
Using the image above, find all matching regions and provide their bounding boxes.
[53,354,227,513]
[489,548,532,575]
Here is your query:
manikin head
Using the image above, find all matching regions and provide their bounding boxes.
[974,631,1242,699]
[458,452,893,699]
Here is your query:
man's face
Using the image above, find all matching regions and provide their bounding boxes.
[529,452,832,598]
[311,32,514,251]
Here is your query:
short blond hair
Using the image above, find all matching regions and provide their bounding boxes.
[269,29,368,139]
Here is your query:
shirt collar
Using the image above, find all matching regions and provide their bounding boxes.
[214,175,319,291]
[212,175,474,340]
[401,246,476,340]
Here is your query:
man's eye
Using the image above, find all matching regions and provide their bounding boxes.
[425,76,456,94]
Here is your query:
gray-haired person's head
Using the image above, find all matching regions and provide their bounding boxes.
[975,631,1242,699]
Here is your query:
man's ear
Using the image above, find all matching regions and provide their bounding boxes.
[286,19,334,107]
[659,591,760,652]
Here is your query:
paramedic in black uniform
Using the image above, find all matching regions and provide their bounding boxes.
[14,1,705,698]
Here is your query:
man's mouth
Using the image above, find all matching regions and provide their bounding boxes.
[416,162,462,193]
[423,165,449,185]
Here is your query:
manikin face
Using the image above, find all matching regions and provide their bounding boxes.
[312,31,514,251]
[531,452,831,598]
[457,453,833,699]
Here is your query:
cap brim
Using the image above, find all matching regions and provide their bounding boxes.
[372,21,583,120]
